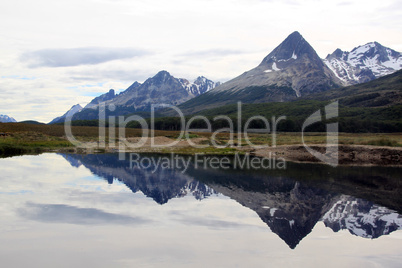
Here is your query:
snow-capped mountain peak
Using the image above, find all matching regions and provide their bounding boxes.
[324,42,402,85]
[0,114,17,123]
[322,195,402,239]
[179,76,220,96]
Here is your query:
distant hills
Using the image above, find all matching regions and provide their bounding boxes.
[49,31,402,124]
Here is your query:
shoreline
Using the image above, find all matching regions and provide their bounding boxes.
[1,144,401,167]
[1,124,401,166]
[51,143,402,167]
[248,144,402,167]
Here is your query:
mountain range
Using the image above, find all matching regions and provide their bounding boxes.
[50,73,220,123]
[0,114,17,123]
[50,31,402,123]
[178,32,402,114]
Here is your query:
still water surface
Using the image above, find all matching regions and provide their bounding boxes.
[0,153,401,267]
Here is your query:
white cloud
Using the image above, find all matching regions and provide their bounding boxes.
[21,47,150,68]
[0,0,401,121]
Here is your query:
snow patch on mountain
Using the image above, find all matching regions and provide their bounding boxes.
[322,195,402,239]
[178,76,220,96]
[176,180,218,200]
[272,62,281,71]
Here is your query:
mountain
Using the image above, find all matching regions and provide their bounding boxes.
[48,104,83,124]
[324,42,402,85]
[106,71,219,109]
[178,76,220,96]
[68,71,219,121]
[0,114,17,123]
[84,89,116,109]
[108,71,206,109]
[177,31,343,114]
[166,69,401,133]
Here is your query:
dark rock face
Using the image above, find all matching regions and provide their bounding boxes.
[85,89,116,109]
[110,70,197,109]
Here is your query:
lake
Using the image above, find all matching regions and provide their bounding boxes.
[0,153,401,267]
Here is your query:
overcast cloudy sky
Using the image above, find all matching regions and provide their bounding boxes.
[1,0,401,122]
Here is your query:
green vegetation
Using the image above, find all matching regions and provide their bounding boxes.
[303,69,402,107]
[0,132,73,157]
[124,100,401,133]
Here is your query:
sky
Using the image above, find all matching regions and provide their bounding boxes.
[0,0,401,122]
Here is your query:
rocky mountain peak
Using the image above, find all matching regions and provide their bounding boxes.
[84,89,116,109]
[152,70,174,84]
[326,48,346,60]
[259,31,319,69]
[186,31,343,111]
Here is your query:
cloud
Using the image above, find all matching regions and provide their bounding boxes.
[179,48,247,58]
[18,202,152,225]
[20,47,151,68]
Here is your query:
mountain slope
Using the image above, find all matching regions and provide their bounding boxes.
[164,70,402,133]
[177,31,343,114]
[48,104,83,124]
[0,114,17,123]
[109,71,207,109]
[324,42,402,85]
[302,69,402,107]
[84,89,116,109]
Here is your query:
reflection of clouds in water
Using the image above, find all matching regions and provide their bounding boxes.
[176,215,255,229]
[18,202,152,225]
[1,153,402,268]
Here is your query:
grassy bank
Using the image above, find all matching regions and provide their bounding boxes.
[1,123,401,158]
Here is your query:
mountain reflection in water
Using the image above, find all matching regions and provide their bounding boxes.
[61,153,402,249]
